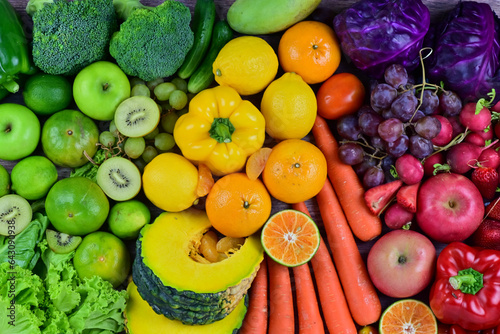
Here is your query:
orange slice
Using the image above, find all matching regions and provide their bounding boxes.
[261,209,320,267]
[246,147,272,181]
[379,299,438,334]
[196,163,214,197]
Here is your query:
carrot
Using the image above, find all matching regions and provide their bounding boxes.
[267,255,295,333]
[312,115,382,242]
[293,202,357,334]
[315,179,382,326]
[240,258,268,334]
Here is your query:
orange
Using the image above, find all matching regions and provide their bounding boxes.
[262,139,327,204]
[278,20,341,84]
[205,173,272,238]
[261,209,320,267]
[379,299,438,334]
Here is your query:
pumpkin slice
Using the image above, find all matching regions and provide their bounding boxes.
[133,208,263,325]
[125,281,248,334]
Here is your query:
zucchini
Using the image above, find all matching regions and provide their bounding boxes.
[177,0,216,79]
[187,21,234,94]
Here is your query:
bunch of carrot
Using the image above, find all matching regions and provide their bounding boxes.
[239,115,383,333]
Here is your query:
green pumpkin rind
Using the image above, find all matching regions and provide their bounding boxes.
[132,208,263,325]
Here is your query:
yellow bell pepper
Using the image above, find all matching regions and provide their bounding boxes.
[173,85,266,176]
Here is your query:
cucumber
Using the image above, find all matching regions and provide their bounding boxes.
[187,21,234,94]
[177,0,216,80]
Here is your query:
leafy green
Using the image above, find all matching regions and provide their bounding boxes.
[0,212,49,270]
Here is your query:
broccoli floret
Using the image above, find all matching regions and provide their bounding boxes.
[26,0,117,76]
[109,0,194,81]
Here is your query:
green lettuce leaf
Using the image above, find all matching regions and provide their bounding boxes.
[70,148,120,182]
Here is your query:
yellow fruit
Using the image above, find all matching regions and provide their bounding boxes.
[142,152,199,212]
[212,36,279,96]
[260,72,317,140]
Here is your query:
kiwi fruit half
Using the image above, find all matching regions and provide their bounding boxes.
[96,157,142,201]
[0,194,33,236]
[114,96,160,138]
[46,229,82,254]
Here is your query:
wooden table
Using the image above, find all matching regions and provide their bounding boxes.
[2,0,500,331]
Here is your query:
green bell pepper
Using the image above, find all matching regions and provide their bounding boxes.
[0,0,36,95]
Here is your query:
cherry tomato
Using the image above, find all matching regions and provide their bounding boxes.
[316,72,366,120]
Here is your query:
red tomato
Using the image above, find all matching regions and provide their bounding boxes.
[316,72,366,120]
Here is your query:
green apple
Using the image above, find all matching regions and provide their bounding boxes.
[0,103,41,161]
[73,61,130,121]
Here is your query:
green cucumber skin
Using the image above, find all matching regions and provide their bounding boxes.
[187,21,234,94]
[177,0,216,79]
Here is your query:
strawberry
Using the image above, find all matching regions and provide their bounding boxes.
[470,218,500,251]
[364,179,403,215]
[471,166,498,200]
[396,182,420,213]
[484,196,500,220]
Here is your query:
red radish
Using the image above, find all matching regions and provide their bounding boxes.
[395,154,424,185]
[431,115,453,146]
[465,129,493,147]
[478,147,500,169]
[383,202,414,229]
[493,100,500,113]
[445,142,486,174]
[423,152,446,176]
[448,116,466,139]
[459,102,492,132]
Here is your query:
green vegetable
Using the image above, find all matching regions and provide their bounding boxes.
[0,212,49,271]
[110,0,194,81]
[0,242,128,333]
[26,0,117,76]
[177,0,216,79]
[70,148,120,182]
[187,20,234,94]
[0,0,36,94]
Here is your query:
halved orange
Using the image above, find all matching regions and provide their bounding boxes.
[261,209,320,267]
[379,299,438,334]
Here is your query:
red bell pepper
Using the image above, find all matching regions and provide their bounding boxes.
[429,242,500,331]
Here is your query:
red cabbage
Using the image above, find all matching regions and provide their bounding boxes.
[333,0,430,78]
[427,1,500,104]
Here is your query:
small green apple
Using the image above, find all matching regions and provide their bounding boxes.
[73,61,130,121]
[0,103,40,161]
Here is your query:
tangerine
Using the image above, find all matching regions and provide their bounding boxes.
[205,173,272,238]
[278,21,341,84]
[262,139,327,204]
[379,299,438,334]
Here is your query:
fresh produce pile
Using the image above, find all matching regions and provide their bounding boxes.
[1,0,500,333]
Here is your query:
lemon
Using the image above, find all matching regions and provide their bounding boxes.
[22,73,72,115]
[260,72,317,140]
[213,36,278,96]
[142,152,199,212]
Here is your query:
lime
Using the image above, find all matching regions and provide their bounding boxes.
[261,209,320,267]
[10,156,58,200]
[107,200,151,240]
[23,73,72,115]
[45,176,109,236]
[379,299,437,334]
[0,165,10,197]
[73,231,131,288]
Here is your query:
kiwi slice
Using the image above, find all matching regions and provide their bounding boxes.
[46,229,82,254]
[114,96,161,138]
[0,194,33,236]
[96,156,142,201]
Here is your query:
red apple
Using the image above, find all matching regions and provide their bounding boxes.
[416,173,484,243]
[367,229,436,298]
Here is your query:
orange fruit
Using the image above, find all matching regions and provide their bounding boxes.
[379,299,438,334]
[278,20,341,84]
[246,147,273,181]
[205,173,272,238]
[262,139,327,204]
[261,209,320,267]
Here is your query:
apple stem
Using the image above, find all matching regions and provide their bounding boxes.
[448,267,483,295]
[398,255,407,264]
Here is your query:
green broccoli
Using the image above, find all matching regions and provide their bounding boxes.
[26,0,117,76]
[109,0,194,81]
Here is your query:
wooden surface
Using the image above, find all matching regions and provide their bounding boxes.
[2,0,500,330]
